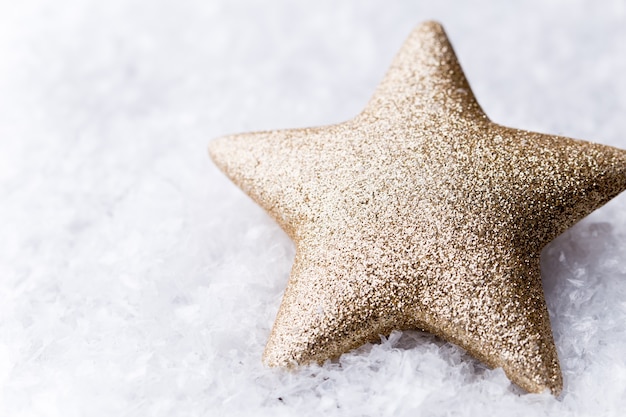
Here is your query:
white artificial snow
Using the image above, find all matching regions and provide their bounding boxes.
[1,0,626,416]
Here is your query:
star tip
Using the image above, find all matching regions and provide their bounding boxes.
[540,382,563,397]
[419,20,445,31]
[406,20,450,48]
[536,374,563,397]
[207,138,218,158]
[517,366,563,396]
[208,135,233,165]
[551,375,564,397]
[513,379,561,397]
[262,346,295,369]
[412,20,447,37]
[262,340,280,367]
[261,353,275,368]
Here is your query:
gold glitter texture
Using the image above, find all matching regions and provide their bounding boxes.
[209,21,626,395]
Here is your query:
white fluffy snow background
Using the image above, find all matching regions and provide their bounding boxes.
[1,0,626,415]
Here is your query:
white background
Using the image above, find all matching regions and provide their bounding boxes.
[1,0,626,416]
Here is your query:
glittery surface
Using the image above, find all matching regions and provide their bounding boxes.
[209,21,626,395]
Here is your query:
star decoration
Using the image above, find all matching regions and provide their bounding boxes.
[209,21,626,395]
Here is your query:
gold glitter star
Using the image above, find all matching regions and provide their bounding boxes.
[209,21,626,395]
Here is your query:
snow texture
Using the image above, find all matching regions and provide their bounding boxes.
[1,0,626,416]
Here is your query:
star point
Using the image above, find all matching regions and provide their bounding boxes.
[210,21,626,395]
